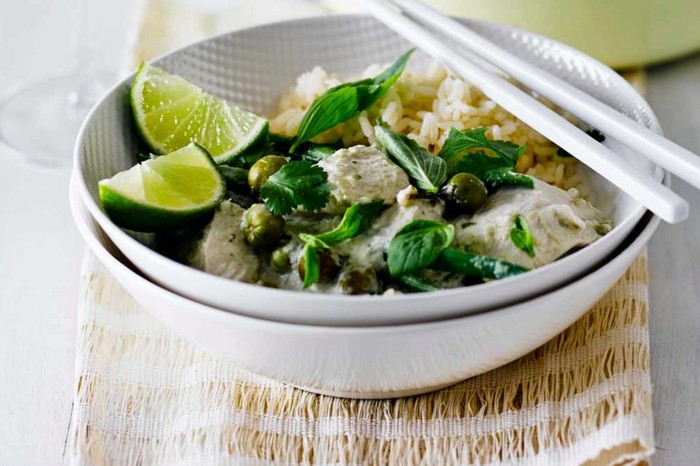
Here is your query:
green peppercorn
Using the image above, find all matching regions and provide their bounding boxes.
[242,204,285,248]
[248,155,287,192]
[271,248,291,273]
[440,173,488,213]
[297,249,341,283]
[339,267,380,295]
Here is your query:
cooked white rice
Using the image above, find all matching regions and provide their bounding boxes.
[269,61,585,194]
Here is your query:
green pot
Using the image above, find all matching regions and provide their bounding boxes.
[323,0,700,68]
[426,0,700,68]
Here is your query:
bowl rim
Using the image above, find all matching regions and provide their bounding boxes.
[70,170,660,332]
[73,14,663,315]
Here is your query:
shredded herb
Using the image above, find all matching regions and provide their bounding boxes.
[290,49,414,152]
[509,214,536,257]
[259,160,330,215]
[375,124,447,193]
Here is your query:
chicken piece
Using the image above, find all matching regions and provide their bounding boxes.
[453,179,611,269]
[186,201,260,282]
[318,145,409,214]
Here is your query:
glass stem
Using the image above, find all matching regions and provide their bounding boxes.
[66,0,103,109]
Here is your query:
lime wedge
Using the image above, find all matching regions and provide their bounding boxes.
[99,143,226,232]
[131,63,268,165]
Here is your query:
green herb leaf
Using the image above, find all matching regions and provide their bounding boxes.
[259,160,330,215]
[301,201,385,249]
[299,144,337,163]
[302,244,320,289]
[218,166,249,189]
[438,127,525,163]
[397,274,442,292]
[450,152,534,189]
[557,128,605,157]
[387,220,455,276]
[290,49,414,151]
[439,127,531,189]
[432,248,529,280]
[375,125,447,193]
[509,214,535,257]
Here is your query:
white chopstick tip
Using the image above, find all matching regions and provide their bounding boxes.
[664,198,690,224]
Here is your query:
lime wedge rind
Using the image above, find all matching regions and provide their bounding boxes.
[98,143,225,232]
[130,63,269,165]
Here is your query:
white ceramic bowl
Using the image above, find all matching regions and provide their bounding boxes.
[75,15,663,326]
[70,173,661,398]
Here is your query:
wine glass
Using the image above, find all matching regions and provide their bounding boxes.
[0,0,116,168]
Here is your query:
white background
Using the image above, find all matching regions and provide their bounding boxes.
[0,0,698,464]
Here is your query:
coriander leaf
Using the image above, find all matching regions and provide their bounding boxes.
[302,244,320,289]
[259,160,330,215]
[375,125,447,193]
[450,152,534,189]
[299,144,337,163]
[397,274,442,292]
[290,49,414,151]
[432,248,529,280]
[509,214,535,257]
[301,201,385,249]
[439,127,531,189]
[438,127,525,163]
[387,220,455,276]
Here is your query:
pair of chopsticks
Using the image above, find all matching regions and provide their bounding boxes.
[360,0,698,223]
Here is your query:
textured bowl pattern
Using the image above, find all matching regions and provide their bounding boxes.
[75,15,663,326]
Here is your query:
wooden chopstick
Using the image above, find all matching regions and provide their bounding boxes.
[360,0,688,223]
[391,0,700,195]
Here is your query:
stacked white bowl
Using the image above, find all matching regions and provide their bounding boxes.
[70,15,663,398]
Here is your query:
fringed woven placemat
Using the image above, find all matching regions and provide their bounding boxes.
[67,2,655,464]
[69,254,653,465]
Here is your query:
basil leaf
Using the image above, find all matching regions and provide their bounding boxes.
[260,161,330,215]
[375,125,447,193]
[432,248,528,280]
[509,214,535,257]
[438,127,525,163]
[301,201,385,249]
[387,220,455,276]
[302,244,320,289]
[450,152,533,189]
[397,274,442,292]
[290,49,414,151]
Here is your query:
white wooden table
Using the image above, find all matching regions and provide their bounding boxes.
[0,0,698,464]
